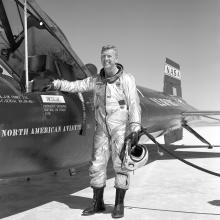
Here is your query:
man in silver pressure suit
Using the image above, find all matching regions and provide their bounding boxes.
[51,45,141,218]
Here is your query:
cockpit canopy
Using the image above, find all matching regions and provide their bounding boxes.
[0,0,91,92]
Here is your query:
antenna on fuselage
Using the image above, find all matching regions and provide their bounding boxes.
[24,0,29,92]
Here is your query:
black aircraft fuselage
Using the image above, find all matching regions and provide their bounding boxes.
[0,0,200,178]
[0,81,196,178]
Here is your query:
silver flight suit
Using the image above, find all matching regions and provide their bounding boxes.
[53,64,141,189]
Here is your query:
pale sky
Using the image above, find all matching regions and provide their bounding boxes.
[37,0,220,110]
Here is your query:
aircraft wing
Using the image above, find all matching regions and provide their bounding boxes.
[163,110,220,145]
[182,111,220,126]
[182,111,220,117]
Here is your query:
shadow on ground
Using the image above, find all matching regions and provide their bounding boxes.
[1,144,220,218]
[125,205,220,216]
[208,200,220,206]
[147,144,220,164]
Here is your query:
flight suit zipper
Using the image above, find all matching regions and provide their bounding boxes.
[104,82,111,139]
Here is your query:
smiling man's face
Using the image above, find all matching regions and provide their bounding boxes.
[101,48,118,72]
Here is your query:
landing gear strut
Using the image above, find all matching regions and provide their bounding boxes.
[182,122,213,149]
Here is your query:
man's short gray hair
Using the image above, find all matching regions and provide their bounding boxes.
[101,45,118,58]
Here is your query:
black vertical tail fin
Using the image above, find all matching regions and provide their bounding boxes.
[163,58,183,144]
[163,58,182,97]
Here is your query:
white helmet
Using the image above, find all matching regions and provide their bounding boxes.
[121,139,149,171]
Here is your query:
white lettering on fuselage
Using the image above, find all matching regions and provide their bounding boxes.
[30,126,62,134]
[1,124,82,137]
[1,128,29,137]
[63,125,82,132]
[41,95,65,103]
[149,98,181,107]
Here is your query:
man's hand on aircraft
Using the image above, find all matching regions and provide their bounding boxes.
[44,81,55,91]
